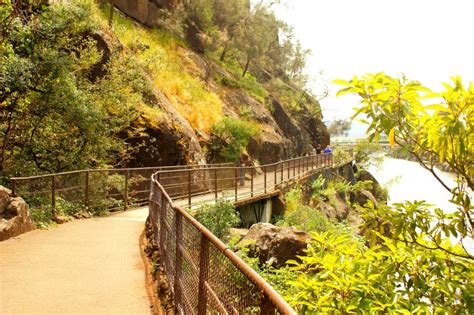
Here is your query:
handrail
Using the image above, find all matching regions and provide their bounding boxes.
[152,178,296,314]
[156,153,334,210]
[10,162,234,181]
[149,153,335,313]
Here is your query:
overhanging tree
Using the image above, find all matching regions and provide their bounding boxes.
[336,73,473,259]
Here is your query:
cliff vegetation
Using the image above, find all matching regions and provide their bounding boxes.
[1,0,329,184]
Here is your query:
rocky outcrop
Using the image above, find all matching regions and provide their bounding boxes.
[89,30,121,82]
[125,86,206,167]
[107,4,330,166]
[0,186,35,241]
[111,0,162,26]
[239,223,310,268]
[353,165,387,203]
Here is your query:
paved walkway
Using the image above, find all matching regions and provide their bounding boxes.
[0,208,151,315]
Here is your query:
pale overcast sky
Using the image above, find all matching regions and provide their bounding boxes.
[274,0,474,136]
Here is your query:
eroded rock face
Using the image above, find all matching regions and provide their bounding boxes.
[239,223,310,268]
[0,186,35,241]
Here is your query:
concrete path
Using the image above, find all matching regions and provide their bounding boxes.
[0,208,151,315]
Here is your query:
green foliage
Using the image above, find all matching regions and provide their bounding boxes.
[279,183,337,233]
[217,74,268,104]
[360,200,470,258]
[28,198,85,229]
[353,139,384,167]
[0,0,141,177]
[336,74,474,259]
[277,205,334,234]
[282,230,473,313]
[209,117,260,162]
[332,147,352,166]
[195,199,241,240]
[282,186,302,215]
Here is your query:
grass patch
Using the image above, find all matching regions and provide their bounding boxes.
[96,2,223,133]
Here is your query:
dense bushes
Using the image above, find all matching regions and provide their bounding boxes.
[0,1,144,179]
[208,117,260,162]
[246,177,473,313]
[194,199,241,240]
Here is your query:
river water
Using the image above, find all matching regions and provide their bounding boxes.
[367,157,473,253]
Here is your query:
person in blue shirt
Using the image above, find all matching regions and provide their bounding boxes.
[323,145,332,154]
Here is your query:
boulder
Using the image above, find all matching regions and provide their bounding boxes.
[0,186,11,213]
[185,20,206,53]
[239,223,310,268]
[0,187,35,241]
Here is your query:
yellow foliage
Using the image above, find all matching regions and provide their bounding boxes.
[95,2,222,133]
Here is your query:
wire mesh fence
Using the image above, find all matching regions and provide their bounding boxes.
[147,153,335,314]
[149,177,296,314]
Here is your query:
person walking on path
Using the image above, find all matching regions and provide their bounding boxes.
[316,144,322,154]
[323,145,332,154]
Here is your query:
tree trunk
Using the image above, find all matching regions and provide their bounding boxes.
[242,58,250,77]
[220,45,228,62]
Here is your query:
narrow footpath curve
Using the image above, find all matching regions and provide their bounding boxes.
[0,208,151,315]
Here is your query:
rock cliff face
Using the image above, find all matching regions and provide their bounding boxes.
[105,2,330,166]
[111,0,164,26]
[0,186,35,241]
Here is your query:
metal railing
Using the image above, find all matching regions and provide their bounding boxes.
[148,153,333,314]
[11,153,334,313]
[10,163,233,216]
[149,176,297,315]
[157,153,333,210]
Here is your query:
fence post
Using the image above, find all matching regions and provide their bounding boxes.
[298,157,301,176]
[234,168,238,202]
[280,161,284,182]
[188,169,192,208]
[197,236,210,315]
[174,213,183,309]
[293,160,296,178]
[274,165,277,187]
[260,294,276,315]
[51,175,56,217]
[124,170,129,211]
[85,171,89,208]
[250,167,254,197]
[264,166,267,194]
[214,169,218,200]
[287,161,290,179]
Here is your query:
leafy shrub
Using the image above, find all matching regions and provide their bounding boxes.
[283,186,302,215]
[281,230,472,314]
[280,183,336,233]
[353,139,384,167]
[332,147,352,166]
[194,199,241,240]
[277,205,334,233]
[209,117,260,162]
